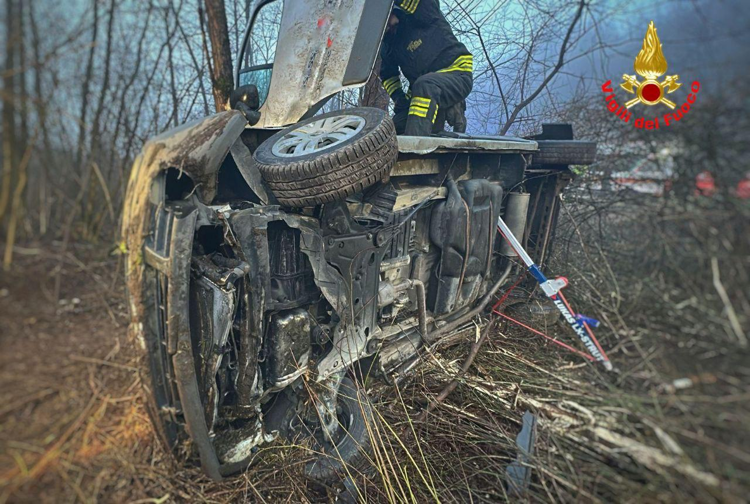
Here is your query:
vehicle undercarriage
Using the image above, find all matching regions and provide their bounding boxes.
[121,0,596,484]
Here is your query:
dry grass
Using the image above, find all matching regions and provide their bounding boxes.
[1,191,748,503]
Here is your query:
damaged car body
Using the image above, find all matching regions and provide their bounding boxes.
[122,0,596,483]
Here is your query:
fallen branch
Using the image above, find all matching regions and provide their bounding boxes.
[711,257,747,347]
[437,366,722,490]
[592,427,720,488]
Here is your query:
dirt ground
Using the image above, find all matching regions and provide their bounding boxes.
[0,238,748,503]
[0,246,151,503]
[0,247,307,503]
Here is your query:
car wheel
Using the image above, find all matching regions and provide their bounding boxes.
[305,376,375,484]
[254,107,398,207]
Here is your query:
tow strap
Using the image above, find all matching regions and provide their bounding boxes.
[496,216,613,371]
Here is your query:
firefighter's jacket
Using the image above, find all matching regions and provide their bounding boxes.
[380,0,473,105]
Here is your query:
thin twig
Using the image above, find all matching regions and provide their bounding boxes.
[418,319,499,421]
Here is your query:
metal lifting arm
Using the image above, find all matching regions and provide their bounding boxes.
[496,215,613,371]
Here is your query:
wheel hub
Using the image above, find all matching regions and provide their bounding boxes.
[271,115,366,158]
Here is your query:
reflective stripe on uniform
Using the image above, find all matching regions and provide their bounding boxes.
[408,96,431,118]
[383,76,402,95]
[432,103,439,123]
[436,54,473,73]
[399,0,420,14]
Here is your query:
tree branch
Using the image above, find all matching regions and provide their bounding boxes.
[500,0,586,135]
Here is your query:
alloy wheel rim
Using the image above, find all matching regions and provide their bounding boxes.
[271,115,366,158]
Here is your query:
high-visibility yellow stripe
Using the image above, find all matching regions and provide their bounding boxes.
[436,54,474,73]
[385,84,401,95]
[400,0,419,14]
[437,62,473,72]
[448,57,473,67]
[432,104,439,123]
[437,65,473,73]
[410,95,432,120]
[383,76,402,95]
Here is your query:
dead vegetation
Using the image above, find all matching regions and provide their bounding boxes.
[1,0,748,502]
[1,178,748,503]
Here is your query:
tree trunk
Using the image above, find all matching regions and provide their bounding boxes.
[82,0,116,237]
[172,2,210,117]
[89,0,116,157]
[29,1,52,234]
[361,56,389,111]
[165,6,179,127]
[15,0,28,154]
[74,0,99,173]
[0,0,17,225]
[3,0,29,269]
[204,0,234,112]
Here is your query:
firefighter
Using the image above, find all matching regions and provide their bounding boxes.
[380,0,473,136]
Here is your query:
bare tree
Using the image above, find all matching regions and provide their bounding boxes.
[0,0,17,226]
[361,57,389,111]
[1,0,32,269]
[203,0,234,112]
[74,0,98,174]
[499,0,585,134]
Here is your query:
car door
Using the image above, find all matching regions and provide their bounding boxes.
[236,0,393,129]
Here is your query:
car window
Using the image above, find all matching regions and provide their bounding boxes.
[238,0,283,107]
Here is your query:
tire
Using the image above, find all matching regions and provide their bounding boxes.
[305,376,375,484]
[254,108,398,207]
[533,140,597,166]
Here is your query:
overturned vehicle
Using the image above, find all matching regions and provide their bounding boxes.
[122,0,596,483]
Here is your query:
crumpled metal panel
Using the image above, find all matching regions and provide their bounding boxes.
[255,0,376,128]
[122,111,247,352]
[397,135,538,155]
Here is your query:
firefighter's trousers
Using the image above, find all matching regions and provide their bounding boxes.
[393,70,473,136]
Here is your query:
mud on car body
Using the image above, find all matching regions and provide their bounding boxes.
[122,0,596,483]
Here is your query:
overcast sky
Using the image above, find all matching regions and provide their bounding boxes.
[556,0,749,95]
